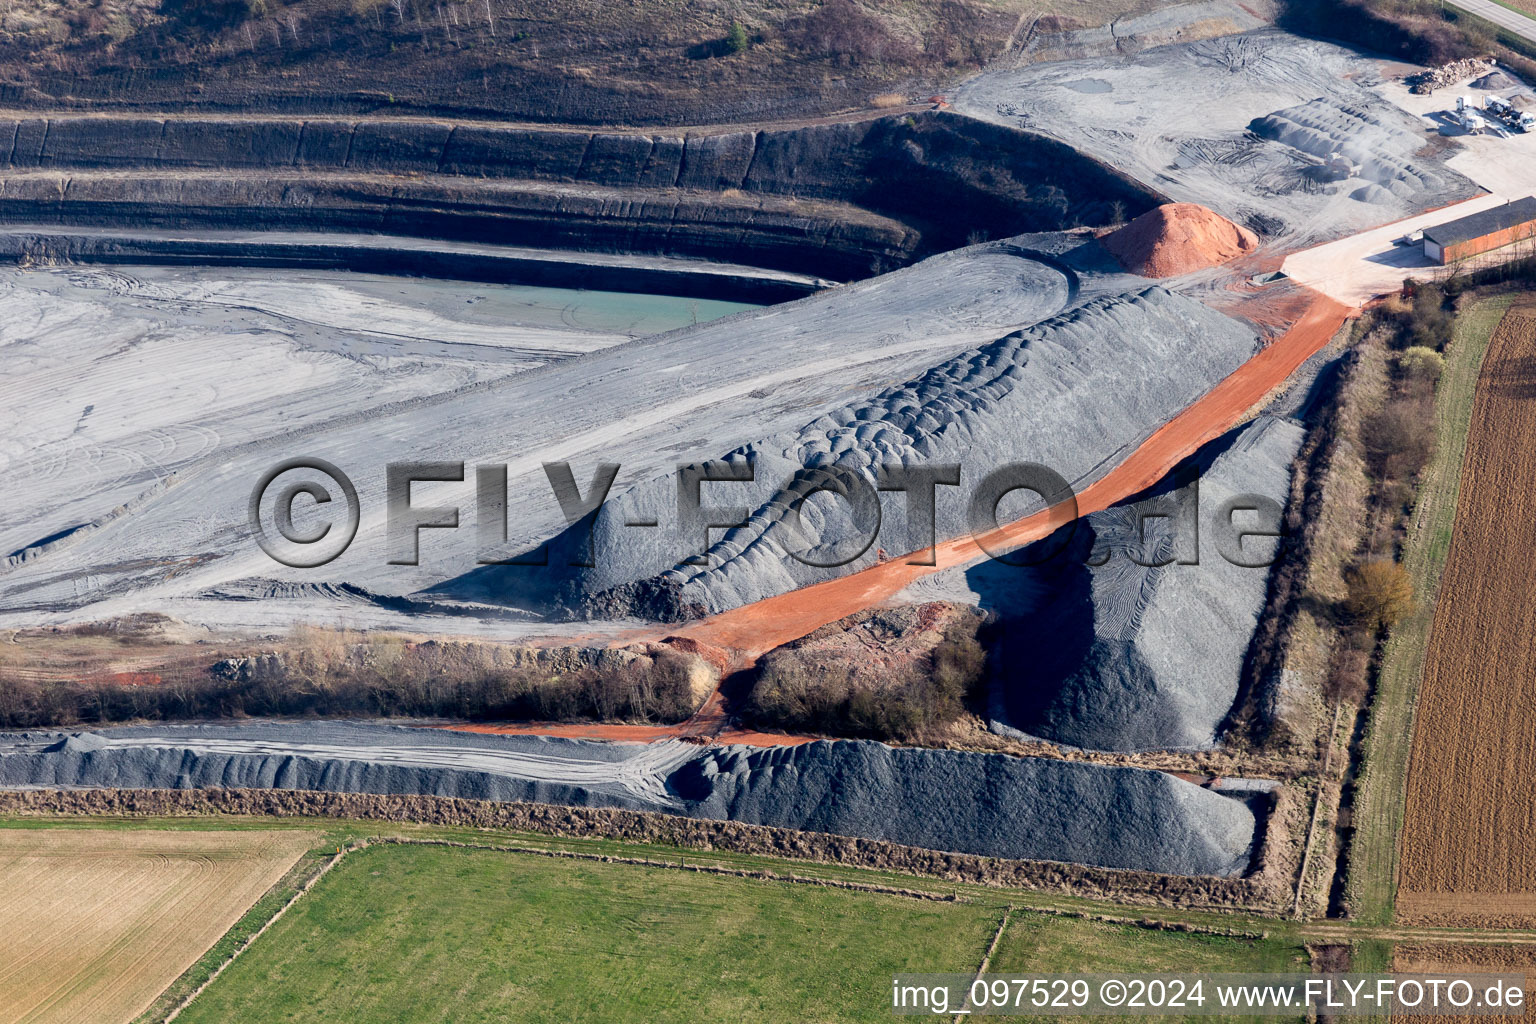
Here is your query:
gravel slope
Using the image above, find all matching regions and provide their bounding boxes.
[526,285,1259,618]
[0,244,1070,629]
[0,721,1256,876]
[987,414,1306,751]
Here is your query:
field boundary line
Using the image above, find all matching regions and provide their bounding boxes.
[269,836,1536,947]
[16,813,1536,949]
[954,906,1014,1022]
[359,836,1281,939]
[161,841,360,1024]
[1292,703,1346,918]
[365,834,969,903]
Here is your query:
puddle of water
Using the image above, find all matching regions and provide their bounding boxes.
[397,277,762,335]
[1062,78,1113,94]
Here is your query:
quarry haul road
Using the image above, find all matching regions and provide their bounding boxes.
[676,287,1355,659]
[445,285,1354,746]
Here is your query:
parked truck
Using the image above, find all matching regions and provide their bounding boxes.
[1482,94,1536,132]
[1450,95,1482,132]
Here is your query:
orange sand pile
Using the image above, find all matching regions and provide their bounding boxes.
[1101,202,1259,278]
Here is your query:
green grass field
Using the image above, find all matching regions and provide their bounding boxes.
[988,915,1308,1023]
[173,842,1000,1024]
[157,840,1310,1024]
[991,915,1306,976]
[1345,294,1513,927]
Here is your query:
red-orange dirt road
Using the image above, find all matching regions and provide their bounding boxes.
[675,287,1353,658]
[442,285,1352,747]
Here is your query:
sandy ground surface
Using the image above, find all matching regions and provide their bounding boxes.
[1398,303,1536,927]
[1280,194,1508,305]
[0,827,316,1024]
[953,28,1481,250]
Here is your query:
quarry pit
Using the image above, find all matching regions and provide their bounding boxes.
[4,5,1536,890]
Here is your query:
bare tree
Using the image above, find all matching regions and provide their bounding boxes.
[1345,559,1414,630]
[482,0,496,38]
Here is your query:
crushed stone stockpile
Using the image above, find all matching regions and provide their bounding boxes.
[1247,98,1461,206]
[670,742,1255,876]
[952,29,1482,246]
[0,245,1070,626]
[1100,204,1259,278]
[0,722,1255,876]
[988,415,1306,752]
[1472,70,1521,91]
[527,286,1259,620]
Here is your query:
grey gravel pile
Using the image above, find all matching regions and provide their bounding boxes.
[1472,70,1520,91]
[988,415,1305,751]
[674,741,1255,876]
[0,721,1255,876]
[1249,99,1460,202]
[548,286,1258,618]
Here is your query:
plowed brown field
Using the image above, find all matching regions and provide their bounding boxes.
[1392,944,1536,1023]
[0,828,317,1024]
[1399,302,1536,927]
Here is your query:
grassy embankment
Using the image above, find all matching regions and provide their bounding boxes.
[1344,295,1513,926]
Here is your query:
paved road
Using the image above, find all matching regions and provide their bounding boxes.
[1448,0,1536,46]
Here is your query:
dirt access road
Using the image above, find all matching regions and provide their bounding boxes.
[449,284,1352,746]
[1398,301,1536,929]
[677,286,1353,659]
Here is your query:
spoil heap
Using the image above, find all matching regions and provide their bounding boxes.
[1100,203,1259,278]
[987,415,1304,752]
[0,722,1258,875]
[1406,58,1494,94]
[528,286,1259,620]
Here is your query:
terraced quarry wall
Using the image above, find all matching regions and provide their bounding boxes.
[0,111,1161,280]
[1398,302,1536,928]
